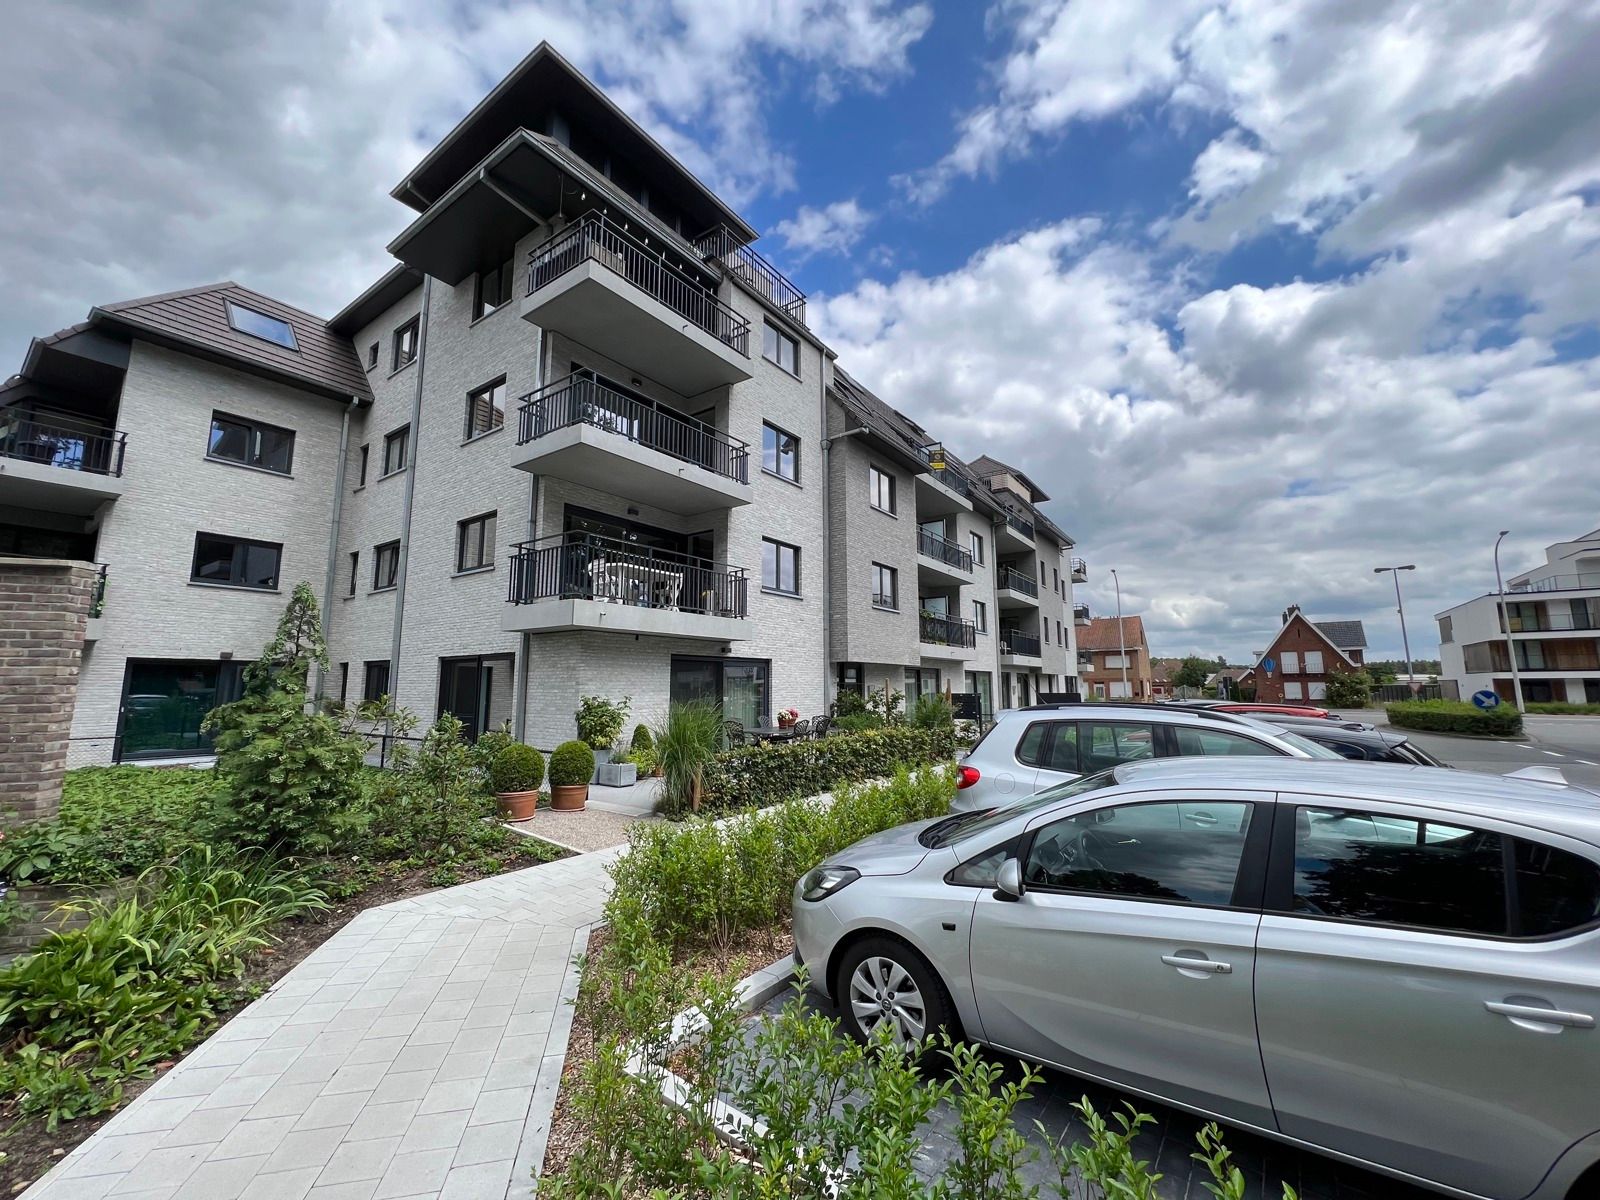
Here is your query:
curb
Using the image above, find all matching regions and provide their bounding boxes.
[514,921,593,1196]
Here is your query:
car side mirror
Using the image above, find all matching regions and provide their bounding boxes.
[994,857,1023,902]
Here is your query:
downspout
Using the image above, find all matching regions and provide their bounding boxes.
[512,323,548,744]
[819,415,871,710]
[315,396,361,700]
[387,275,432,710]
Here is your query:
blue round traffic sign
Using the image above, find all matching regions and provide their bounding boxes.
[1472,689,1501,709]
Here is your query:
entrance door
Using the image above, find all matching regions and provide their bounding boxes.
[437,655,514,741]
[118,659,244,760]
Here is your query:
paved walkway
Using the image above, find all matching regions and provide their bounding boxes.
[24,848,621,1200]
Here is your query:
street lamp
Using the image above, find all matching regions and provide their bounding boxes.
[1110,568,1130,699]
[1373,565,1418,694]
[1494,531,1526,711]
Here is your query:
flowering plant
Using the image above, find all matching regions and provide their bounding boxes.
[776,707,800,726]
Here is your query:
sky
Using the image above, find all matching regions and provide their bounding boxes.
[4,0,1599,664]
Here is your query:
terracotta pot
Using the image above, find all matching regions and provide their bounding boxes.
[652,764,664,778]
[550,783,589,811]
[495,790,539,822]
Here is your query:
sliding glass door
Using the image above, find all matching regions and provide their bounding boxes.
[670,656,769,727]
[118,659,245,760]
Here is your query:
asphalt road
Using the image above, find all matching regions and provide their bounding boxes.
[1353,708,1600,790]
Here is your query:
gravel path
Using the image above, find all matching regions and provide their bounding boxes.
[506,807,656,853]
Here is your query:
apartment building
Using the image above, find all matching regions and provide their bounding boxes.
[1248,606,1367,703]
[2,44,1082,767]
[1437,527,1600,704]
[1077,615,1152,699]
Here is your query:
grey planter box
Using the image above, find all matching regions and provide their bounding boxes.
[594,761,638,788]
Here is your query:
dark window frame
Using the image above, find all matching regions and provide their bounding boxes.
[347,551,359,597]
[473,258,515,321]
[392,316,420,372]
[224,301,299,350]
[366,342,379,369]
[762,320,800,376]
[974,599,988,633]
[189,532,283,591]
[762,537,801,595]
[357,444,369,487]
[456,511,497,574]
[206,411,296,475]
[868,465,896,515]
[970,532,984,565]
[761,422,801,483]
[363,659,391,701]
[382,425,410,477]
[871,561,898,610]
[464,377,507,441]
[373,540,400,591]
[338,662,349,703]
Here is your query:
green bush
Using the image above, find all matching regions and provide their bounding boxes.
[1386,698,1523,736]
[630,723,654,751]
[549,740,597,787]
[490,743,545,793]
[1323,670,1372,708]
[909,692,955,729]
[653,700,726,817]
[696,725,959,816]
[833,711,884,733]
[575,694,630,749]
[1526,702,1600,715]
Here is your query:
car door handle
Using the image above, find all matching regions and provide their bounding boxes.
[1485,1001,1594,1029]
[1162,954,1231,975]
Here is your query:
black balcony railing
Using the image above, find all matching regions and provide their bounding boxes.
[913,443,971,496]
[1510,574,1600,594]
[90,563,108,618]
[693,225,808,327]
[1070,557,1088,578]
[917,528,973,572]
[1002,629,1042,657]
[0,416,127,476]
[516,373,750,485]
[528,213,751,356]
[919,611,977,649]
[1002,510,1035,542]
[997,567,1038,596]
[507,531,748,619]
[1073,603,1091,623]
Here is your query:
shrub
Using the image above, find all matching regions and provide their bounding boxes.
[909,692,955,730]
[1323,670,1373,708]
[1526,702,1600,715]
[629,723,654,751]
[363,713,504,859]
[1386,698,1522,736]
[833,711,883,733]
[490,743,545,793]
[549,740,597,787]
[575,695,630,749]
[653,700,726,817]
[697,725,960,816]
[833,690,869,718]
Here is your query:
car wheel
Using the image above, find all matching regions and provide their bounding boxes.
[836,936,955,1050]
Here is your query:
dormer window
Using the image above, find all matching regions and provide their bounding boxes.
[225,302,298,350]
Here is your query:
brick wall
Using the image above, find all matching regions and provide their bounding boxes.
[0,558,97,824]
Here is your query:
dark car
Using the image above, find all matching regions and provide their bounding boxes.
[1264,721,1447,766]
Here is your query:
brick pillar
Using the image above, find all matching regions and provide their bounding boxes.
[0,557,97,826]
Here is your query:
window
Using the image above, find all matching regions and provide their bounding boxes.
[392,316,419,371]
[871,562,898,609]
[357,445,369,487]
[970,532,984,565]
[1308,681,1327,700]
[762,423,800,482]
[1041,722,1080,772]
[364,659,391,701]
[225,301,298,350]
[456,512,496,573]
[190,533,281,590]
[347,551,358,596]
[464,378,506,440]
[1305,650,1324,673]
[1015,722,1053,766]
[366,342,378,369]
[1172,727,1278,757]
[973,600,988,633]
[338,662,349,703]
[382,426,409,476]
[373,540,400,591]
[207,412,295,474]
[762,321,799,375]
[1281,650,1300,674]
[1077,721,1158,773]
[762,538,800,594]
[1026,801,1255,907]
[1516,840,1600,937]
[1053,567,1060,592]
[1284,681,1304,700]
[1439,616,1454,644]
[473,258,514,320]
[869,465,896,514]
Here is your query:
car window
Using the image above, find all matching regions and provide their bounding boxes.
[1292,807,1506,935]
[1172,727,1281,757]
[1015,721,1050,766]
[1024,801,1254,907]
[932,769,1123,849]
[1516,840,1600,936]
[1321,739,1369,760]
[1271,730,1346,760]
[948,838,1018,887]
[1078,722,1157,774]
[1043,722,1079,772]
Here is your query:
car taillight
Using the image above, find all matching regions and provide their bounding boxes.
[957,765,980,790]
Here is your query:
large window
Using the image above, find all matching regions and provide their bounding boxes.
[473,258,514,320]
[871,562,898,610]
[1172,727,1279,757]
[392,316,419,371]
[190,533,281,590]
[868,465,896,514]
[118,659,245,761]
[973,600,988,633]
[456,512,496,573]
[382,425,410,476]
[207,412,295,474]
[1305,650,1325,673]
[225,302,298,350]
[762,321,799,375]
[464,378,506,440]
[1025,801,1256,907]
[762,422,800,482]
[373,540,400,591]
[347,551,358,596]
[363,659,391,701]
[970,532,984,565]
[670,656,769,730]
[762,538,800,595]
[1281,651,1300,674]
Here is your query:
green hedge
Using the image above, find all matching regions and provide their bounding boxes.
[1386,699,1523,736]
[697,725,959,815]
[1526,702,1600,715]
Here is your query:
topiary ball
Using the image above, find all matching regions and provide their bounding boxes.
[491,743,545,793]
[548,740,597,787]
[631,723,654,751]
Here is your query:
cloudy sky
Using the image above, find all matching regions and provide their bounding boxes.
[6,0,1599,663]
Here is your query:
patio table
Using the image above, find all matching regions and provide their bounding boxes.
[747,724,802,743]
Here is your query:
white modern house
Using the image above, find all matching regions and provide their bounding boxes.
[1,44,1082,768]
[1436,527,1600,705]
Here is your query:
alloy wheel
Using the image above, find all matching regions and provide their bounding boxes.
[848,955,927,1046]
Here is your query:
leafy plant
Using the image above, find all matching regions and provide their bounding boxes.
[1323,670,1372,708]
[867,685,906,726]
[549,740,597,787]
[575,695,631,749]
[490,743,545,793]
[1386,698,1522,735]
[652,700,726,818]
[910,693,955,730]
[629,723,654,752]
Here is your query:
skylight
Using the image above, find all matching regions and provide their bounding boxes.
[226,301,299,350]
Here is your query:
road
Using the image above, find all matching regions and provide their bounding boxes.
[1352,708,1600,790]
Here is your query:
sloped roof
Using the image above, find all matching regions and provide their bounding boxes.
[1252,611,1359,671]
[1313,620,1368,650]
[966,454,1049,502]
[1078,615,1146,652]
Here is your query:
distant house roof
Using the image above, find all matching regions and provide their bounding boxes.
[1078,616,1147,653]
[1314,620,1368,650]
[1251,609,1361,672]
[966,454,1049,502]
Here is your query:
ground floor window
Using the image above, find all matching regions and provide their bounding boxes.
[905,667,940,701]
[671,656,768,729]
[1587,680,1600,704]
[364,659,391,702]
[437,654,514,741]
[836,662,863,698]
[964,670,993,720]
[118,658,245,761]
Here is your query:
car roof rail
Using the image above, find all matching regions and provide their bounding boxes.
[1016,700,1254,726]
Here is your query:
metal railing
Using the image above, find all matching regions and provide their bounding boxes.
[1002,510,1035,542]
[919,611,977,649]
[1510,574,1600,594]
[516,373,750,484]
[0,416,127,476]
[1070,557,1088,579]
[914,443,971,496]
[1506,610,1600,633]
[507,531,748,619]
[1073,603,1091,623]
[528,212,750,355]
[90,563,108,618]
[916,528,973,572]
[1002,629,1042,657]
[997,567,1038,596]
[693,225,808,327]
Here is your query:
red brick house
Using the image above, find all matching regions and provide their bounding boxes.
[1078,616,1153,700]
[1250,606,1367,703]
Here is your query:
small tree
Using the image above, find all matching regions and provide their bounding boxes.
[1172,657,1212,691]
[1324,670,1373,708]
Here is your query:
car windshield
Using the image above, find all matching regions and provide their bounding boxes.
[1273,729,1346,760]
[921,769,1122,848]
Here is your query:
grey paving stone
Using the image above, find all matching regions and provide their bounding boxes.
[237,1166,321,1200]
[436,1158,514,1200]
[158,1104,252,1149]
[305,1181,380,1200]
[169,1153,269,1200]
[466,1087,533,1129]
[368,1069,436,1106]
[346,1100,421,1143]
[212,1114,300,1160]
[451,1119,522,1168]
[322,1060,390,1096]
[247,1081,329,1121]
[371,1147,456,1199]
[315,1135,402,1186]
[415,1076,485,1116]
[290,1090,374,1132]
[262,1124,353,1174]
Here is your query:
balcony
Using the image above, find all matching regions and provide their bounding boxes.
[693,226,807,327]
[1073,602,1091,625]
[911,444,972,517]
[0,416,127,515]
[1071,557,1088,583]
[1505,611,1600,634]
[1001,628,1043,665]
[523,213,752,395]
[916,527,974,585]
[996,509,1035,554]
[512,374,752,513]
[502,531,748,641]
[919,611,977,659]
[1510,573,1600,594]
[995,566,1040,609]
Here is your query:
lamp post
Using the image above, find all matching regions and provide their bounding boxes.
[1374,565,1418,694]
[1110,568,1129,698]
[1494,531,1526,710]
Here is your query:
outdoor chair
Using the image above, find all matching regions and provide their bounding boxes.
[723,719,748,748]
[810,715,831,739]
[790,719,811,740]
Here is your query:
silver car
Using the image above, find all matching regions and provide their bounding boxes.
[793,759,1600,1199]
[954,703,1342,812]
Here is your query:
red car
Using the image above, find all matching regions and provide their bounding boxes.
[1212,702,1339,720]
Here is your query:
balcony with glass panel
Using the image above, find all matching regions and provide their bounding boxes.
[0,410,127,515]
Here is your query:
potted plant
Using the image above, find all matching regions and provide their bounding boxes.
[776,706,800,728]
[549,740,596,811]
[575,695,630,763]
[490,743,545,821]
[630,723,661,777]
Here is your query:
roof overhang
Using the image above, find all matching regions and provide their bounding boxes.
[329,265,424,336]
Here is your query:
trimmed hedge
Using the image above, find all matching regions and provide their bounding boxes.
[698,725,959,816]
[1386,699,1523,736]
[1526,702,1600,715]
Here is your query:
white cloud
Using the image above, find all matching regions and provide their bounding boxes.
[773,199,875,260]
